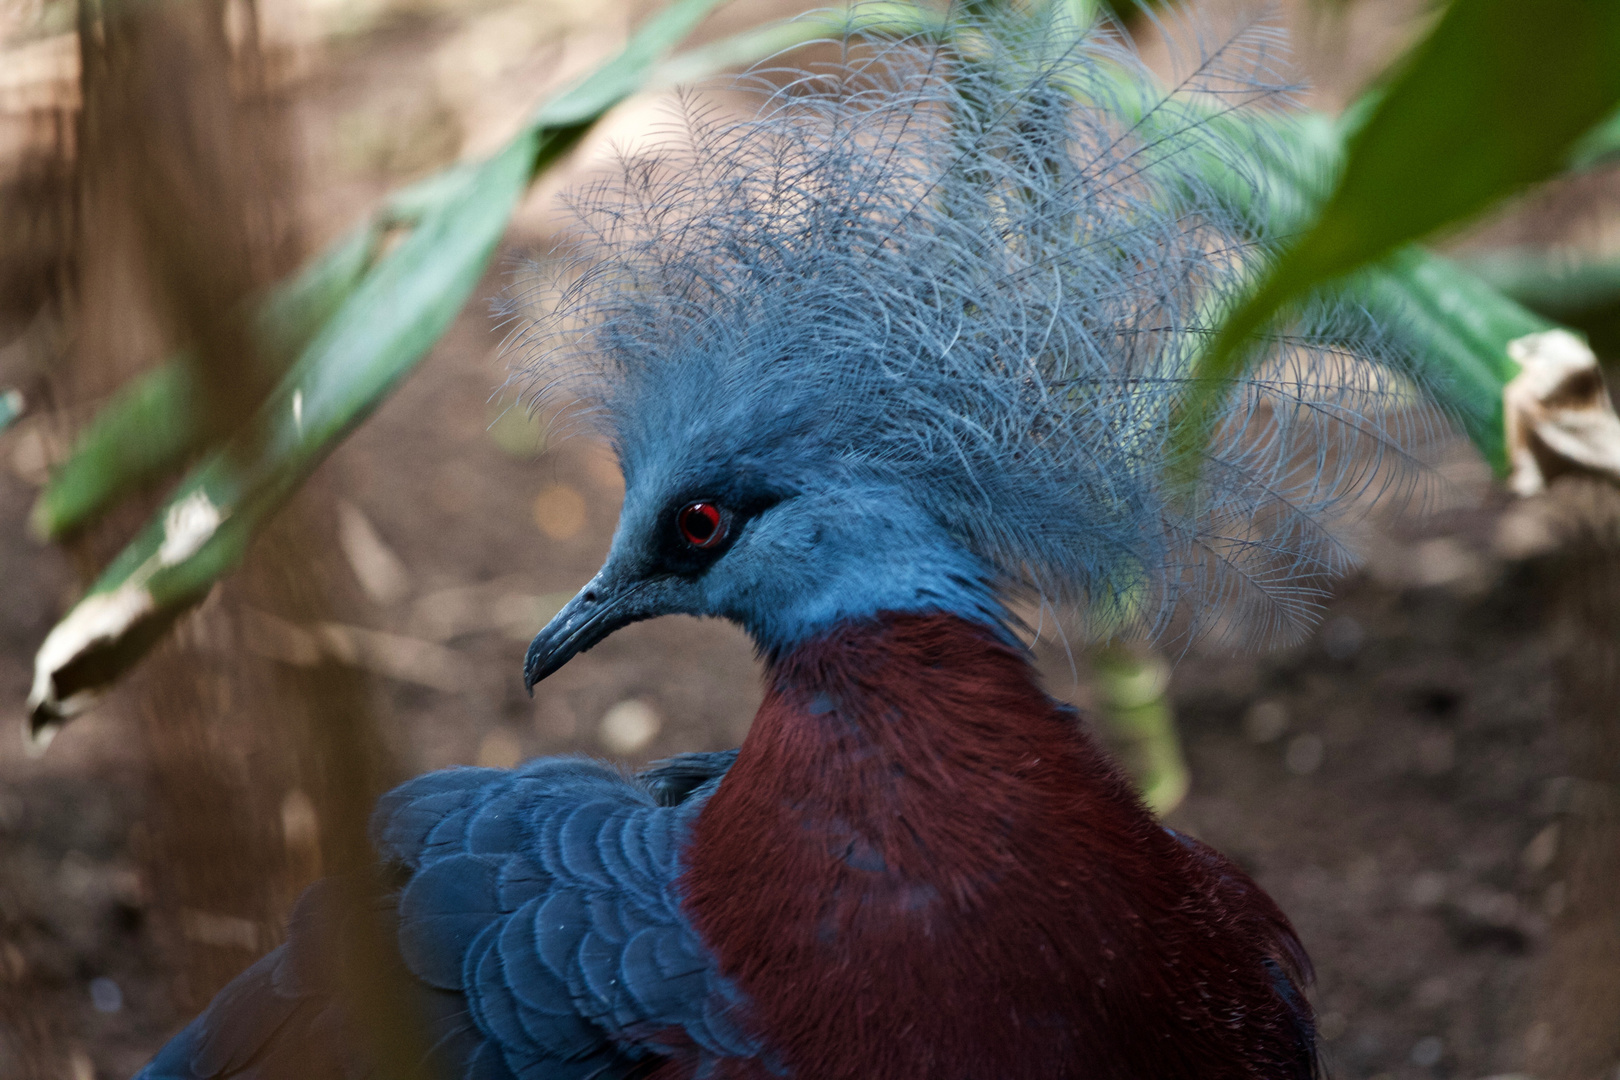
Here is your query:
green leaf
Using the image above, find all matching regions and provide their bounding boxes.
[1353,249,1550,470]
[1561,103,1620,172]
[1085,41,1540,474]
[1464,247,1620,358]
[29,364,201,540]
[31,0,921,544]
[255,221,392,365]
[31,224,387,540]
[1171,0,1620,476]
[1288,0,1620,282]
[27,130,541,737]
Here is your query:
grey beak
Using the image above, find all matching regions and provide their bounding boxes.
[523,569,659,693]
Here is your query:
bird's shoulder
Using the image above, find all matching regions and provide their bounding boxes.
[136,751,755,1080]
[371,751,757,1072]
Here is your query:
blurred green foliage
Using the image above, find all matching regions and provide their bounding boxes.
[1466,249,1620,360]
[1175,0,1620,474]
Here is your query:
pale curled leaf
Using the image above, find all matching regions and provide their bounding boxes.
[1503,330,1620,497]
[27,584,157,745]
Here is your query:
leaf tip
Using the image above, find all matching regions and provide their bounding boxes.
[27,583,158,745]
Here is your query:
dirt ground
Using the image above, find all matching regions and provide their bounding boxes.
[3,0,1618,1078]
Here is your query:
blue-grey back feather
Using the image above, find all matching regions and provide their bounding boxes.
[508,4,1441,645]
[135,757,757,1080]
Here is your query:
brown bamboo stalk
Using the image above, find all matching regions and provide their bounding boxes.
[1527,477,1620,1080]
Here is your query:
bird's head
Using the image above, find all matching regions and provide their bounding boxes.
[515,8,1433,690]
[522,371,1010,688]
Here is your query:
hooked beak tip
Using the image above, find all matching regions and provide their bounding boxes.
[521,573,646,692]
[522,634,555,695]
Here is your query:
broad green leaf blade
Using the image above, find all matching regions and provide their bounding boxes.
[1171,0,1620,475]
[1093,50,1537,471]
[26,130,540,738]
[1567,104,1620,171]
[30,364,201,540]
[1465,248,1620,358]
[532,0,745,129]
[256,220,392,365]
[1291,0,1620,283]
[32,222,388,540]
[1355,249,1550,470]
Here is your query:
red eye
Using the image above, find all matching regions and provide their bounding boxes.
[677,501,726,549]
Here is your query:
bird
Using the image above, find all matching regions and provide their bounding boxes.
[136,5,1433,1079]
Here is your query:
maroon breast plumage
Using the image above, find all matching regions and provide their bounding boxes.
[679,613,1315,1080]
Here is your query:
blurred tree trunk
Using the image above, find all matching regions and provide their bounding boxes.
[0,0,432,1076]
[67,0,435,1072]
[1528,477,1620,1080]
[71,0,309,1028]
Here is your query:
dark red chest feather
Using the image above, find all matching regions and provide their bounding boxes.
[678,614,1314,1080]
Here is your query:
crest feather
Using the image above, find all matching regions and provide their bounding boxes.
[510,3,1442,646]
